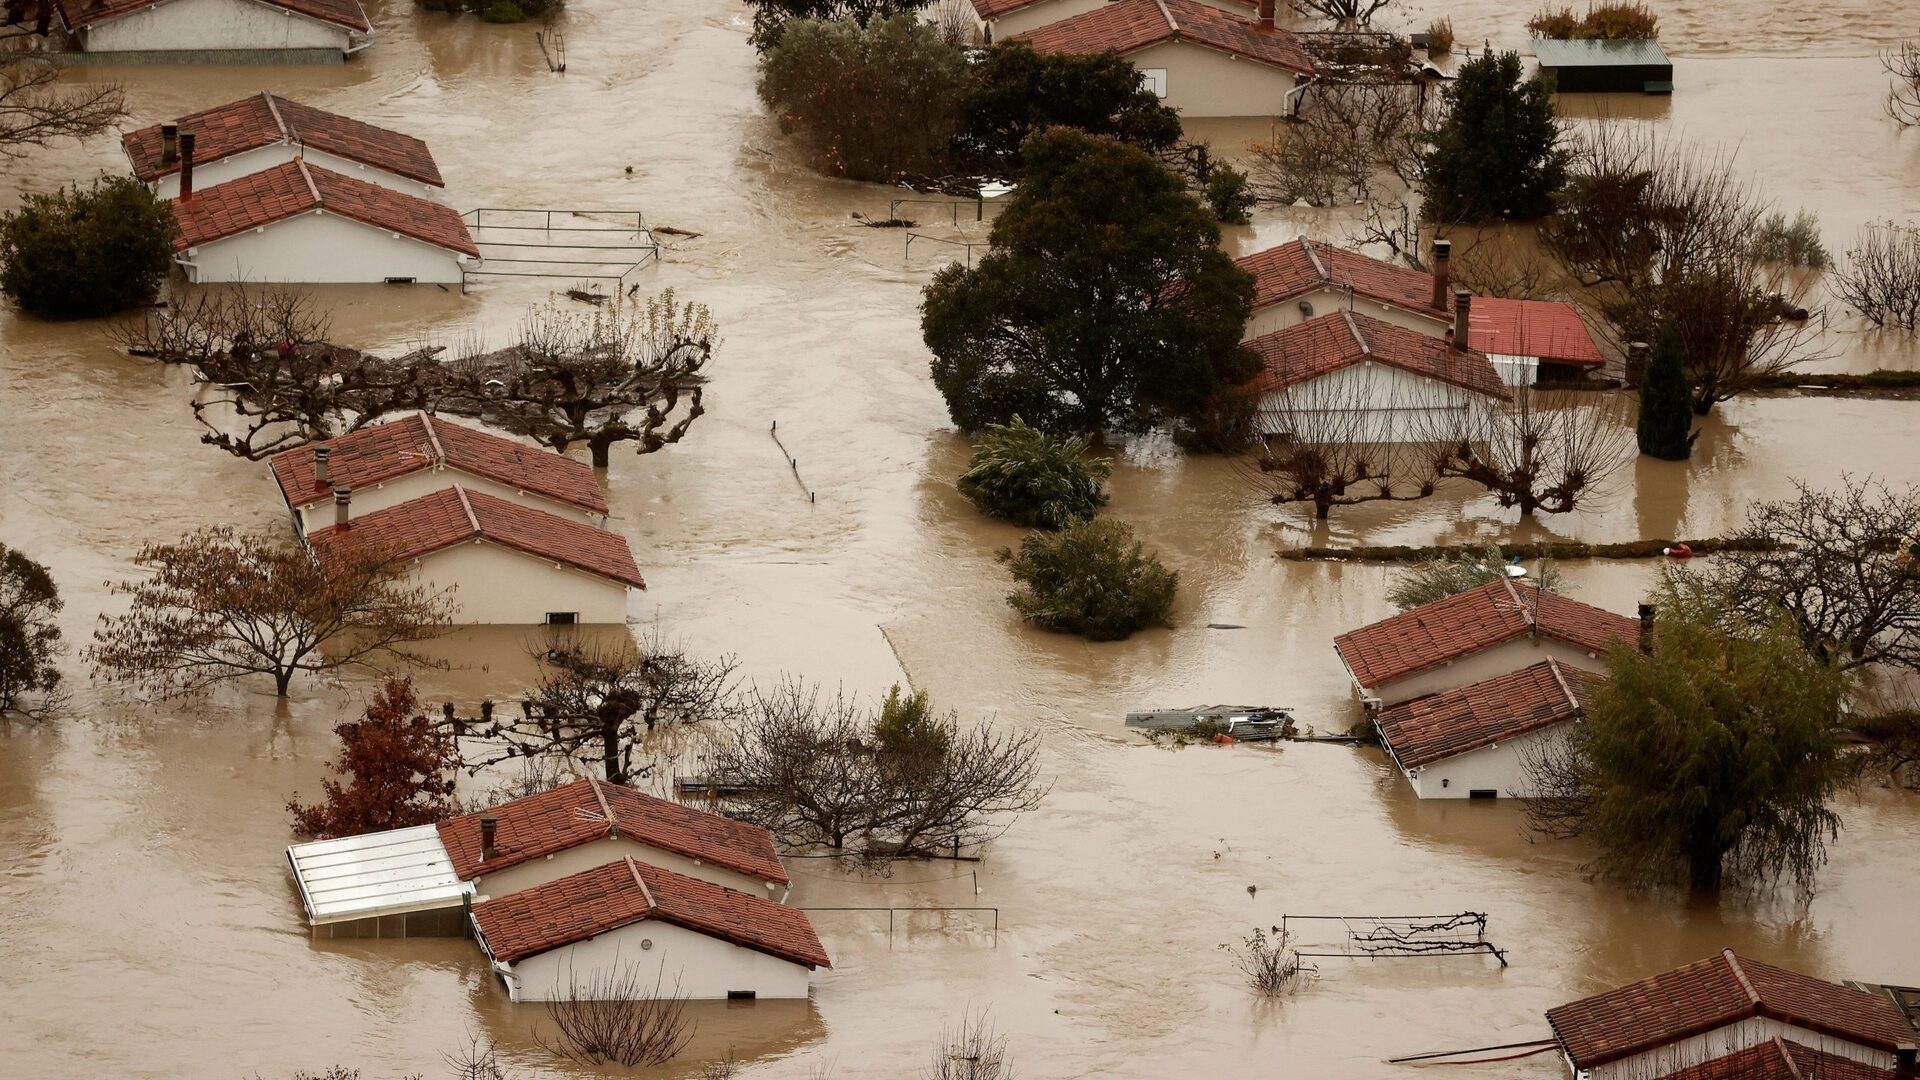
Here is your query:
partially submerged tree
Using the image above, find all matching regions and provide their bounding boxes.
[1420,51,1565,222]
[0,543,62,716]
[923,128,1256,441]
[1635,321,1695,460]
[1832,221,1920,331]
[88,527,455,697]
[1526,2,1658,39]
[1385,544,1561,611]
[999,517,1177,640]
[1856,709,1920,789]
[925,1010,1015,1080]
[1423,388,1634,517]
[1886,39,1920,127]
[0,176,172,320]
[1525,572,1850,892]
[1222,926,1310,997]
[538,963,694,1068]
[1,9,126,160]
[957,417,1111,529]
[950,42,1181,180]
[287,677,462,837]
[743,0,932,52]
[1288,0,1393,27]
[1243,379,1438,520]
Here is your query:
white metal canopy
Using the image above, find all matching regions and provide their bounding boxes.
[287,824,473,925]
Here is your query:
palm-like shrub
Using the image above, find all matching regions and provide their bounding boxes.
[999,518,1176,640]
[958,417,1110,529]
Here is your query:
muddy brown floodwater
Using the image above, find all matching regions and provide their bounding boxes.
[3,2,1919,1078]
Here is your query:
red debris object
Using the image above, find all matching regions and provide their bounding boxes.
[1664,543,1695,559]
[1212,733,1238,745]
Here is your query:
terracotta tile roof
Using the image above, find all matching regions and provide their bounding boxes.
[57,0,370,32]
[437,777,787,886]
[471,856,829,968]
[1334,580,1638,691]
[124,92,443,188]
[1470,297,1605,367]
[1547,950,1917,1069]
[1375,659,1601,769]
[169,159,478,258]
[270,414,609,516]
[307,486,645,589]
[1660,1038,1897,1080]
[1246,310,1510,400]
[1238,238,1450,320]
[1017,0,1314,76]
[972,0,1252,20]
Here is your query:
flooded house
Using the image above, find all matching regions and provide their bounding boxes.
[1333,579,1641,709]
[1015,0,1313,118]
[1372,659,1600,799]
[304,485,643,625]
[1469,296,1608,386]
[269,413,608,538]
[1545,950,1918,1079]
[966,0,1257,45]
[51,0,372,61]
[469,857,830,1003]
[166,156,478,284]
[1245,306,1508,443]
[123,93,445,202]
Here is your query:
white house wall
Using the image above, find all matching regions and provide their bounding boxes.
[472,837,780,901]
[1487,352,1540,387]
[1402,723,1569,799]
[83,0,350,52]
[1127,40,1298,118]
[500,919,813,1002]
[1247,288,1450,340]
[1364,637,1610,707]
[1581,1018,1898,1080]
[295,468,601,536]
[1256,360,1486,444]
[155,144,440,201]
[182,211,466,284]
[403,540,630,625]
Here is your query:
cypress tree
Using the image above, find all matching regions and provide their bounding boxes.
[1420,51,1568,222]
[1636,322,1694,460]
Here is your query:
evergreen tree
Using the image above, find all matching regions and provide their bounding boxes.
[1420,51,1567,222]
[1636,321,1695,460]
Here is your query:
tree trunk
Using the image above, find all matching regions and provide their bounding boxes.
[602,719,624,784]
[1315,497,1332,520]
[274,668,294,697]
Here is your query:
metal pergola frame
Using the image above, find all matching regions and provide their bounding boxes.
[459,207,661,293]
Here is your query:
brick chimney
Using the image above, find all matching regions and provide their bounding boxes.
[160,124,179,166]
[1257,0,1274,27]
[312,445,331,489]
[1431,239,1451,310]
[177,131,196,201]
[480,815,499,862]
[1638,604,1655,654]
[1452,288,1471,351]
[333,486,352,529]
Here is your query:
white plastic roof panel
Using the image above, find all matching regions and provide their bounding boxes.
[287,824,473,925]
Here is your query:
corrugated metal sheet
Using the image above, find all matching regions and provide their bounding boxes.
[287,824,473,925]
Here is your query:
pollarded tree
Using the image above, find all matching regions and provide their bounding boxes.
[0,543,62,716]
[950,43,1182,180]
[1289,0,1393,27]
[0,175,172,320]
[1635,321,1695,460]
[1423,387,1634,517]
[1420,51,1566,222]
[1525,571,1850,892]
[1243,377,1439,520]
[287,677,461,837]
[88,527,455,697]
[923,128,1257,442]
[957,417,1111,529]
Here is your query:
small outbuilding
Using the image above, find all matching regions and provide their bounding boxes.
[286,824,474,939]
[1374,659,1599,799]
[1467,296,1607,386]
[470,856,829,1003]
[1532,37,1673,94]
[53,0,372,62]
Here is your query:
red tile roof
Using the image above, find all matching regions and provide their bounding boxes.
[471,856,829,969]
[124,92,443,188]
[169,159,478,258]
[1238,238,1451,320]
[1334,580,1638,691]
[437,777,786,886]
[57,0,370,32]
[1246,309,1509,400]
[307,486,646,589]
[1375,659,1601,769]
[270,414,608,515]
[1660,1038,1897,1080]
[1017,0,1313,76]
[972,0,1252,20]
[1547,950,1917,1069]
[1470,297,1605,367]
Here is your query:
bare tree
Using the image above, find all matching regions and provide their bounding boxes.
[1248,81,1433,214]
[1288,0,1394,29]
[1858,709,1920,789]
[1832,221,1920,331]
[926,1010,1014,1080]
[1241,378,1438,520]
[443,1034,514,1080]
[926,0,979,44]
[1888,40,1920,127]
[438,291,713,468]
[87,526,454,697]
[1,6,125,160]
[537,961,694,1068]
[1221,926,1311,997]
[455,628,739,785]
[1422,388,1634,516]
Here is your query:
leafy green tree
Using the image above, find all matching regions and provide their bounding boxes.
[1636,321,1695,460]
[0,543,62,715]
[0,176,172,320]
[999,517,1177,640]
[950,43,1182,179]
[1205,164,1256,226]
[1385,545,1561,611]
[757,16,971,183]
[745,0,932,53]
[1420,51,1567,222]
[957,417,1111,528]
[1526,572,1850,892]
[923,128,1256,442]
[874,683,951,759]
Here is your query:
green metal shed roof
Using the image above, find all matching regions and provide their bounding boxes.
[1531,38,1671,68]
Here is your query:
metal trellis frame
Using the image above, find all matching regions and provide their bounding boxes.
[459,208,661,293]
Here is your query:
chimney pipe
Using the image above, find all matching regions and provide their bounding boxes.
[1625,340,1651,387]
[1638,603,1655,655]
[177,131,196,201]
[479,815,498,862]
[160,123,179,166]
[334,486,352,530]
[312,445,331,489]
[1452,288,1471,351]
[1257,0,1274,27]
[1431,239,1451,311]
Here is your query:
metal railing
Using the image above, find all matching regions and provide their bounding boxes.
[459,207,661,292]
[799,906,1001,950]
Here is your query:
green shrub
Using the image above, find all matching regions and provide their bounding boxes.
[1425,18,1455,54]
[0,176,172,320]
[874,683,951,759]
[1205,164,1256,226]
[1528,2,1658,40]
[958,417,1110,528]
[480,0,525,20]
[1751,210,1829,269]
[999,518,1177,640]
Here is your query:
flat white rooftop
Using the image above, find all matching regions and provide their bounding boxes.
[287,824,473,926]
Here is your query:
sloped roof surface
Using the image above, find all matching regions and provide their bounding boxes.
[58,0,370,32]
[169,159,478,257]
[286,824,472,925]
[1470,297,1605,366]
[124,92,442,187]
[1018,0,1314,75]
[1375,659,1601,768]
[1246,310,1509,399]
[1335,580,1638,690]
[1237,237,1450,318]
[1659,1038,1895,1080]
